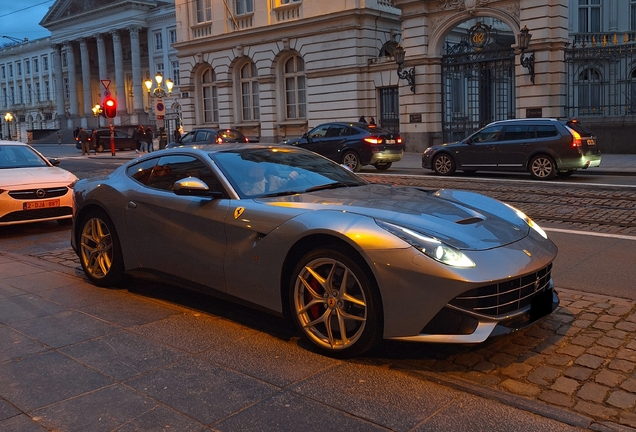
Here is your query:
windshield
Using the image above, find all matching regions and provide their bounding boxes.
[211,147,367,198]
[0,144,50,169]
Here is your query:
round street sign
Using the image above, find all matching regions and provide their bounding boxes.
[155,98,166,116]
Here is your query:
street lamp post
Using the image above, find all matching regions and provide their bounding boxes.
[144,73,174,149]
[4,112,13,140]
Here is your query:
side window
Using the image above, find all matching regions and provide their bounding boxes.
[146,155,224,192]
[128,158,158,185]
[471,125,503,143]
[325,126,346,137]
[503,125,530,141]
[535,125,559,138]
[309,125,330,138]
[181,131,196,144]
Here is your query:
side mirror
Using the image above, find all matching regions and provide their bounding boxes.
[173,177,224,198]
[49,158,61,166]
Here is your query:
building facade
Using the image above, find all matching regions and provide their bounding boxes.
[0,0,179,141]
[2,0,635,153]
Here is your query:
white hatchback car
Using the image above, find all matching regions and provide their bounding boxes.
[0,140,78,226]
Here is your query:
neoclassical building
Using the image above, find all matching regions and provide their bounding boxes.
[2,0,635,153]
[0,0,179,141]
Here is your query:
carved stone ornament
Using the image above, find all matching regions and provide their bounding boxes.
[438,0,491,11]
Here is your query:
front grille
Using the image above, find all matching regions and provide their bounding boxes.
[0,207,72,223]
[8,187,69,200]
[449,264,552,317]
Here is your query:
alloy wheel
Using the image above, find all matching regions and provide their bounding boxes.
[80,216,114,280]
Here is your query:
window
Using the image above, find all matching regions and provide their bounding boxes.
[8,64,13,78]
[10,87,15,104]
[503,125,530,140]
[18,85,23,103]
[196,0,212,23]
[25,60,30,75]
[171,61,180,86]
[578,0,601,33]
[27,84,32,104]
[240,62,260,122]
[577,68,602,114]
[33,58,38,73]
[169,29,177,45]
[535,125,559,138]
[235,0,254,15]
[64,77,70,100]
[154,32,163,50]
[129,155,224,193]
[44,81,49,100]
[62,52,67,68]
[42,55,48,71]
[16,62,21,76]
[1,65,4,80]
[35,82,40,102]
[156,63,164,80]
[201,67,219,124]
[283,55,306,119]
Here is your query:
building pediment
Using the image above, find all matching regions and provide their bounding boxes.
[40,0,160,28]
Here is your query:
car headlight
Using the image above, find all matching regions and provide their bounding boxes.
[504,203,548,239]
[376,220,475,268]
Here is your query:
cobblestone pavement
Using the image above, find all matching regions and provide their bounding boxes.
[30,175,636,430]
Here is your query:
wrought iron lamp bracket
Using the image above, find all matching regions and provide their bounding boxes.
[520,52,535,84]
[397,65,416,93]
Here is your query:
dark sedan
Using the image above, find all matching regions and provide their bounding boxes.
[282,122,403,172]
[167,128,251,148]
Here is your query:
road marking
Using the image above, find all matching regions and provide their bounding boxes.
[545,227,636,241]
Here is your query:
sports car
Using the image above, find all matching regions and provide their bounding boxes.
[0,140,78,226]
[71,144,559,357]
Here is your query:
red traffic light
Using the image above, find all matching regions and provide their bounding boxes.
[103,97,117,118]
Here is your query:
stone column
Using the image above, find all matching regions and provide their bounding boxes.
[128,26,144,112]
[110,29,127,115]
[79,38,93,117]
[95,34,108,82]
[51,45,65,126]
[63,42,79,118]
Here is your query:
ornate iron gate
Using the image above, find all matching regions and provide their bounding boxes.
[442,22,516,142]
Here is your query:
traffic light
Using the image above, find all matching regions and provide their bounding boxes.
[103,97,117,118]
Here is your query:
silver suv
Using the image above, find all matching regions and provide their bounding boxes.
[422,119,601,180]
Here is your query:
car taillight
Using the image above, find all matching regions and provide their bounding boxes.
[397,137,402,144]
[569,128,582,147]
[216,137,223,144]
[364,136,382,144]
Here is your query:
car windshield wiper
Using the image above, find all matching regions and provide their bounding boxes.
[258,190,304,198]
[304,182,362,192]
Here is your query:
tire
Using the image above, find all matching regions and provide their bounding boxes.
[557,169,576,178]
[529,155,557,180]
[289,248,383,358]
[342,151,362,172]
[78,209,125,287]
[373,162,392,171]
[432,153,456,176]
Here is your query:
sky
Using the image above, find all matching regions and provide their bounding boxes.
[0,0,53,44]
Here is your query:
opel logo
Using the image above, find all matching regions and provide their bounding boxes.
[36,189,46,198]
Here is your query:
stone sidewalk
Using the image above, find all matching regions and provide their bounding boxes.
[27,248,636,430]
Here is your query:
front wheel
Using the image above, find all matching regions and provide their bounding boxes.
[289,248,383,358]
[529,155,557,180]
[342,151,362,172]
[373,162,392,171]
[432,153,456,176]
[78,209,125,287]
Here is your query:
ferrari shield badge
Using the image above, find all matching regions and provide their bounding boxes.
[234,207,245,219]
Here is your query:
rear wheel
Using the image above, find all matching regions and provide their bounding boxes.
[373,162,392,171]
[432,153,456,176]
[289,248,382,358]
[342,151,362,172]
[529,155,557,180]
[78,209,125,287]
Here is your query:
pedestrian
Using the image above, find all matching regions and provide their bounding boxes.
[145,126,154,152]
[359,116,366,123]
[90,129,99,154]
[369,117,376,126]
[173,127,181,142]
[73,126,80,145]
[78,127,90,156]
[56,131,61,145]
[139,126,148,153]
[133,125,144,153]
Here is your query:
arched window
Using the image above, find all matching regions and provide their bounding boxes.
[577,68,601,115]
[283,55,306,119]
[201,67,218,124]
[240,62,259,122]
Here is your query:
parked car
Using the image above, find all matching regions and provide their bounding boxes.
[71,143,558,357]
[167,128,251,148]
[75,129,136,152]
[422,118,602,180]
[282,122,404,172]
[0,140,78,226]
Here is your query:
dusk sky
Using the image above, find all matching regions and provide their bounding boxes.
[0,0,53,44]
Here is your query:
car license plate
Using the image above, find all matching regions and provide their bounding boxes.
[386,139,395,144]
[23,199,60,210]
[587,139,596,146]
